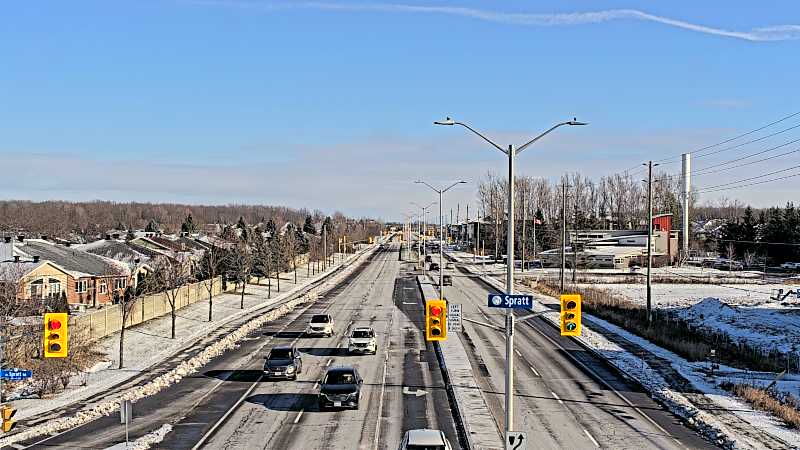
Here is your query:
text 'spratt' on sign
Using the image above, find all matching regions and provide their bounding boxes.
[487,294,534,309]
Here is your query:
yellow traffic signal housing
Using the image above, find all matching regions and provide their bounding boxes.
[1,406,16,433]
[43,312,68,358]
[425,299,447,341]
[560,294,582,336]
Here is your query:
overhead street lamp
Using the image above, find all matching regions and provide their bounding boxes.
[414,180,467,299]
[435,116,587,434]
[411,201,437,272]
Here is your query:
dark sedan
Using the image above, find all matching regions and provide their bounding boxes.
[318,366,362,410]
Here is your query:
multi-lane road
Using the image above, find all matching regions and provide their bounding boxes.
[10,242,721,450]
[445,262,715,450]
[15,244,459,450]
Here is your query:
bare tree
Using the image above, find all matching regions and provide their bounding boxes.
[197,243,224,322]
[153,258,189,339]
[117,274,155,369]
[227,242,253,309]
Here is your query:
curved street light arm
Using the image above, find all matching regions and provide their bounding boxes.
[453,122,506,154]
[442,180,467,193]
[415,180,441,194]
[516,122,568,154]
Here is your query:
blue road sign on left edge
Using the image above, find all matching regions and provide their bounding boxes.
[487,294,533,309]
[1,369,32,381]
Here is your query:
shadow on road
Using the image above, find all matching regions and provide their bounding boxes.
[246,393,321,412]
[297,347,350,357]
[203,369,264,382]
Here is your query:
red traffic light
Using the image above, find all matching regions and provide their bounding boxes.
[48,319,62,330]
[430,305,443,316]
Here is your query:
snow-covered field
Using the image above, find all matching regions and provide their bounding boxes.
[580,283,800,356]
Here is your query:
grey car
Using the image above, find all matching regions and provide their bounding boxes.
[263,345,302,380]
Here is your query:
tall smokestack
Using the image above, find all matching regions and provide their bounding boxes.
[682,153,691,261]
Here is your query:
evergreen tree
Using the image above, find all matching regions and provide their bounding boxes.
[303,215,316,235]
[145,219,159,233]
[181,214,197,233]
[236,216,247,230]
[265,219,277,236]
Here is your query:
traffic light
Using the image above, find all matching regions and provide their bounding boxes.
[560,294,581,336]
[1,405,16,433]
[425,299,447,341]
[43,312,68,358]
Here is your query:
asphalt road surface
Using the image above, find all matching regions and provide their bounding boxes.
[446,266,717,450]
[20,245,458,450]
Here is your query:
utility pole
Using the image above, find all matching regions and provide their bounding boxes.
[682,153,691,262]
[560,181,567,292]
[646,160,654,323]
[572,198,578,283]
[323,225,327,270]
[521,196,527,273]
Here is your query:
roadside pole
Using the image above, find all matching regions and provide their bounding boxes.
[504,144,516,432]
[521,196,526,273]
[646,160,654,323]
[560,181,567,292]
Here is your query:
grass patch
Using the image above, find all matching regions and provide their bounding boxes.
[720,382,800,429]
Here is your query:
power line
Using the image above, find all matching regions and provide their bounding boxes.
[654,110,800,164]
[696,171,800,194]
[691,122,800,161]
[696,164,800,192]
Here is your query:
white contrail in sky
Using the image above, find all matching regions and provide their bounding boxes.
[190,1,800,42]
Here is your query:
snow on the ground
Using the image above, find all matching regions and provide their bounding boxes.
[104,424,173,450]
[583,313,800,448]
[578,282,800,357]
[9,254,353,422]
[452,253,800,449]
[0,250,372,447]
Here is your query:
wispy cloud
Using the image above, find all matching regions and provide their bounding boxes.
[190,1,800,42]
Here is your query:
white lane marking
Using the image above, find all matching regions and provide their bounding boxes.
[293,409,304,424]
[528,322,686,448]
[313,381,319,390]
[550,391,564,405]
[583,428,600,447]
[402,302,416,305]
[326,358,332,367]
[529,365,541,377]
[515,349,522,357]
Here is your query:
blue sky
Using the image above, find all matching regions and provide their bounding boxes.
[1,1,799,220]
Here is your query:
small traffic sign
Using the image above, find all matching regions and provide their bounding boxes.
[488,294,533,310]
[447,303,462,332]
[505,431,527,450]
[0,369,32,381]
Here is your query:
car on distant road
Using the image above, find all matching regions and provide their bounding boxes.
[263,345,302,380]
[397,428,453,450]
[713,259,744,271]
[442,274,452,286]
[307,314,335,337]
[425,255,432,262]
[429,263,440,271]
[781,262,800,271]
[445,262,454,270]
[318,366,362,410]
[347,326,377,354]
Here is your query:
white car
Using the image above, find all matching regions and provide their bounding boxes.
[307,314,334,337]
[398,429,453,450]
[348,327,377,354]
[781,262,800,271]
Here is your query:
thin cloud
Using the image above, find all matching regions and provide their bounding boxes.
[189,1,800,42]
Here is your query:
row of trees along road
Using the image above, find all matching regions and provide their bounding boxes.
[718,203,800,264]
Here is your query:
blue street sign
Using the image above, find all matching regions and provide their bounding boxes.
[487,293,534,309]
[1,369,32,381]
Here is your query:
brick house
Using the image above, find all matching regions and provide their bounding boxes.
[2,237,132,307]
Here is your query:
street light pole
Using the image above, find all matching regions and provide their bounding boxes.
[415,181,467,300]
[435,116,587,434]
